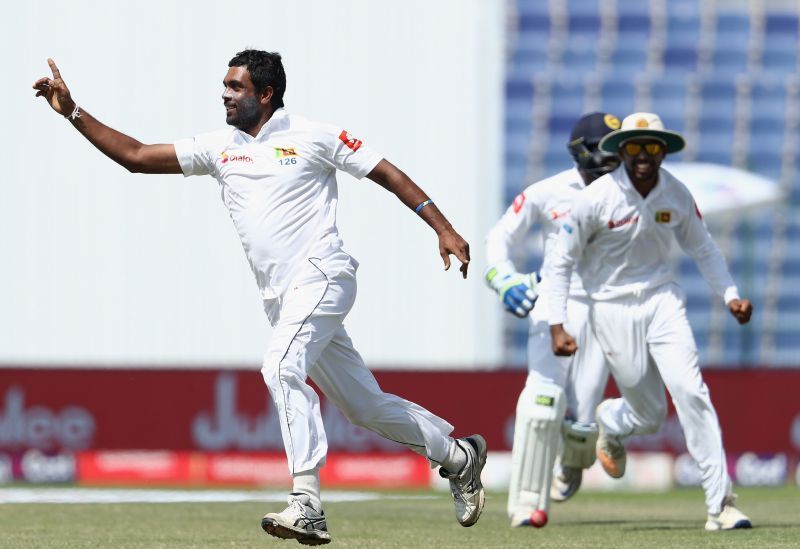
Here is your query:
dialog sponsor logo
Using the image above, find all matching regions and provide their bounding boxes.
[734,453,787,486]
[219,151,254,164]
[0,387,95,451]
[21,450,76,483]
[608,215,639,229]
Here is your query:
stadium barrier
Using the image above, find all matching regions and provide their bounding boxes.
[1,368,798,489]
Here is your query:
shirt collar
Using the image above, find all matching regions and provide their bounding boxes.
[615,165,666,202]
[237,108,288,142]
[569,167,587,189]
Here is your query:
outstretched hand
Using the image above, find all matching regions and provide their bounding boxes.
[438,228,470,278]
[32,58,76,116]
[728,298,753,325]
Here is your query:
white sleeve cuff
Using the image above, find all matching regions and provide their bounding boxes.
[723,286,741,304]
[173,138,196,177]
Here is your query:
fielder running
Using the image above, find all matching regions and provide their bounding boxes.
[485,112,619,527]
[548,112,753,531]
[33,51,487,545]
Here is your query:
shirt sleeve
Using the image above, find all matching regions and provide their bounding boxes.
[485,185,543,267]
[173,133,218,177]
[546,194,594,324]
[315,124,383,179]
[674,193,740,304]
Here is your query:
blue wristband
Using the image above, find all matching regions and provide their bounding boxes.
[415,199,433,214]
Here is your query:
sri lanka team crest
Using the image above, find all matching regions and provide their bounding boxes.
[655,210,672,223]
[274,147,298,158]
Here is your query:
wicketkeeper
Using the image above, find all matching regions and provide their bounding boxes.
[485,112,621,527]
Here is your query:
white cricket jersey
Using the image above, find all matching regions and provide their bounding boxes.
[547,165,740,325]
[485,168,587,297]
[174,108,383,300]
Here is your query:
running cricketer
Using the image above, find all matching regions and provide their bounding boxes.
[33,51,487,545]
[547,112,753,531]
[485,112,619,527]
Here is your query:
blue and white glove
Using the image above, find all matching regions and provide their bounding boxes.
[485,264,540,318]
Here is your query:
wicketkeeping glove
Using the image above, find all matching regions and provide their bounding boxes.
[485,264,540,318]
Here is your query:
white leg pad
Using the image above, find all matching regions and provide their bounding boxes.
[560,420,599,469]
[507,382,566,518]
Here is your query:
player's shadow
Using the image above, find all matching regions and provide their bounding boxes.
[624,523,711,532]
[563,520,699,531]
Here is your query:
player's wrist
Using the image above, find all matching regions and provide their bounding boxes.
[433,221,455,237]
[64,103,81,121]
[60,98,78,119]
[484,262,515,292]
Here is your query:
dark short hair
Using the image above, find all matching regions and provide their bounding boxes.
[228,49,286,109]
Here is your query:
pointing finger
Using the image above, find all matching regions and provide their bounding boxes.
[48,58,62,80]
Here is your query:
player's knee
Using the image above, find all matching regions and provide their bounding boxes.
[561,420,599,469]
[635,401,667,435]
[672,385,713,417]
[261,355,303,388]
[339,404,375,427]
[260,355,280,385]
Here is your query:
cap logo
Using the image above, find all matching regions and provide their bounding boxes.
[604,114,621,130]
[635,118,649,128]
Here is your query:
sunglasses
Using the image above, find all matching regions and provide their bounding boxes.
[623,142,664,156]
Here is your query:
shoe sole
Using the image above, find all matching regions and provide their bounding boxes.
[460,434,487,527]
[261,516,332,546]
[550,477,582,503]
[596,447,625,478]
[595,400,625,479]
[705,519,752,531]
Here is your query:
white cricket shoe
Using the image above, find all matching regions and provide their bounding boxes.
[705,494,752,531]
[439,434,487,527]
[595,401,626,479]
[550,466,582,502]
[261,493,331,545]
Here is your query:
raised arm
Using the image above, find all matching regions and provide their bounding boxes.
[366,159,470,278]
[33,58,181,174]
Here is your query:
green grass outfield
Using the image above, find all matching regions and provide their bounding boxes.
[1,486,798,548]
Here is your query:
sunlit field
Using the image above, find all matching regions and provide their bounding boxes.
[1,486,797,548]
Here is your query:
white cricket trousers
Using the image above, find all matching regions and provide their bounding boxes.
[527,295,608,423]
[260,251,454,475]
[590,282,732,514]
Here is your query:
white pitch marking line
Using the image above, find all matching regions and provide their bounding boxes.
[0,488,438,505]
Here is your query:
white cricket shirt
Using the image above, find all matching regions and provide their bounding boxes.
[174,109,383,301]
[547,165,740,325]
[485,168,587,297]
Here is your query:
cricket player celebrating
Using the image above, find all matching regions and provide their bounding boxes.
[33,51,487,545]
[548,112,753,531]
[485,112,620,527]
